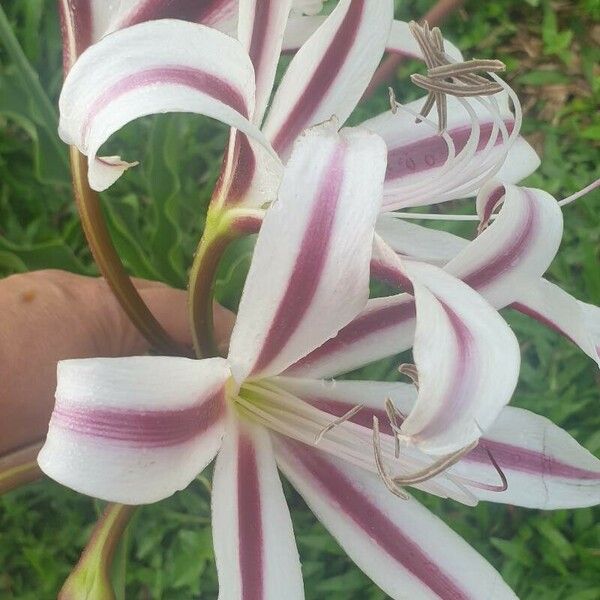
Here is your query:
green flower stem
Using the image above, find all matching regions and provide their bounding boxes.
[0,5,68,168]
[188,207,263,358]
[59,503,135,600]
[71,147,188,356]
[0,441,43,495]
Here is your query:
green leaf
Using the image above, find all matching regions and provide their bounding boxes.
[0,235,89,273]
[145,114,186,286]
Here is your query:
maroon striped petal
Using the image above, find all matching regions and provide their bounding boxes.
[376,214,469,266]
[377,207,600,367]
[58,0,112,69]
[277,377,600,509]
[453,405,600,509]
[447,183,563,307]
[239,0,294,125]
[263,0,394,159]
[361,94,539,210]
[511,280,600,367]
[59,19,279,193]
[281,17,461,59]
[58,1,240,72]
[285,293,416,379]
[214,0,294,207]
[290,184,563,379]
[374,251,521,455]
[276,439,517,600]
[109,0,238,35]
[212,419,303,600]
[227,124,387,382]
[37,356,229,504]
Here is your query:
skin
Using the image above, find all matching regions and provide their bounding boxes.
[0,270,234,457]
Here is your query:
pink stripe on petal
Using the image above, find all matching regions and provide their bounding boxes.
[409,301,472,442]
[287,297,415,375]
[385,121,513,183]
[283,440,469,599]
[463,191,536,291]
[466,440,600,481]
[51,391,224,448]
[271,1,364,155]
[120,0,234,27]
[218,134,258,204]
[511,301,576,340]
[251,143,346,375]
[82,65,249,139]
[307,396,600,482]
[237,431,264,600]
[477,184,506,228]
[59,0,92,70]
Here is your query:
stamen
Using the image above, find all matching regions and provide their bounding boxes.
[384,398,405,458]
[427,60,506,78]
[314,404,364,444]
[411,74,504,97]
[450,446,509,493]
[482,447,508,492]
[398,363,419,388]
[558,176,600,207]
[392,441,478,485]
[408,20,507,131]
[372,416,410,500]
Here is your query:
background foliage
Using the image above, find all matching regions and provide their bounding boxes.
[0,0,599,598]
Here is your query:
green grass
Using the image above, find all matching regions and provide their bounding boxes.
[1,0,599,598]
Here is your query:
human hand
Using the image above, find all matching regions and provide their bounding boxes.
[0,270,234,457]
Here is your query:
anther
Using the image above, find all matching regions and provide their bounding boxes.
[372,416,410,500]
[314,404,364,444]
[483,447,508,492]
[392,440,478,486]
[408,20,507,132]
[384,398,406,458]
[398,363,419,388]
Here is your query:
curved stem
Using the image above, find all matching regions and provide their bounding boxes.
[71,147,187,356]
[59,503,135,600]
[0,441,43,495]
[188,208,263,358]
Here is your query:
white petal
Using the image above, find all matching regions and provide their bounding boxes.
[276,441,516,600]
[58,0,116,66]
[361,94,539,210]
[512,280,600,367]
[38,356,229,505]
[293,183,563,378]
[238,0,294,125]
[376,214,468,266]
[281,17,461,59]
[392,251,521,455]
[452,406,600,509]
[263,0,394,158]
[278,378,600,509]
[59,19,279,192]
[212,419,304,600]
[107,0,238,37]
[213,0,294,208]
[285,293,416,379]
[228,123,386,382]
[448,183,563,308]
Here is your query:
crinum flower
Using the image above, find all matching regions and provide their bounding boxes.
[40,0,600,598]
[39,119,600,599]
